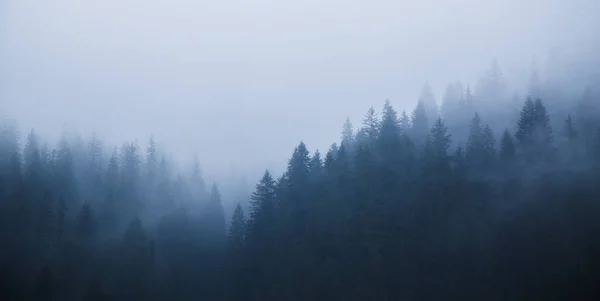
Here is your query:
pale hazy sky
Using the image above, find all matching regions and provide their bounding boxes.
[1,0,599,179]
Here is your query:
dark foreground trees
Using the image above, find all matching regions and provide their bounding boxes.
[230,93,600,301]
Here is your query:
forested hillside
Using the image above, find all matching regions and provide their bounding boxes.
[1,60,600,301]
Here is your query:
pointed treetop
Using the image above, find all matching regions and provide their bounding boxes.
[399,109,411,131]
[362,106,380,141]
[500,129,516,160]
[419,83,436,104]
[210,182,221,203]
[310,150,323,174]
[341,117,354,144]
[428,118,452,153]
[563,114,578,141]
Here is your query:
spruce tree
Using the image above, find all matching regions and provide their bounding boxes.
[515,98,554,162]
[423,118,452,170]
[145,136,158,184]
[341,117,354,147]
[86,133,104,204]
[482,125,497,166]
[229,204,246,251]
[563,114,577,141]
[466,113,484,162]
[411,101,429,148]
[228,204,248,301]
[362,107,380,146]
[399,109,411,133]
[515,98,537,156]
[533,98,554,160]
[205,183,226,245]
[419,83,439,125]
[249,170,277,232]
[309,151,323,177]
[500,129,516,161]
[55,137,77,209]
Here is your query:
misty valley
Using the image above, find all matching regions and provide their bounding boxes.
[1,57,600,301]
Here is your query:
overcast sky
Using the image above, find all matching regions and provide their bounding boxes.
[1,0,599,180]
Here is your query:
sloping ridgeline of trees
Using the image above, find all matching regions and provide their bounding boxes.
[228,64,600,301]
[1,60,600,301]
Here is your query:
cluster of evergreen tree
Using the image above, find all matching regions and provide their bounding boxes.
[228,70,600,300]
[0,127,227,301]
[1,59,600,301]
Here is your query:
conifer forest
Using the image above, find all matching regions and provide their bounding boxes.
[3,1,600,300]
[2,57,600,301]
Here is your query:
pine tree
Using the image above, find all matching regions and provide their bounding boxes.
[419,83,438,125]
[119,142,141,218]
[515,98,554,162]
[120,217,153,301]
[441,82,464,118]
[190,154,207,202]
[249,170,277,229]
[362,107,380,146]
[229,204,246,251]
[24,130,44,192]
[380,100,403,157]
[500,129,516,161]
[86,132,104,204]
[205,183,226,245]
[309,151,323,176]
[476,59,507,104]
[283,142,311,236]
[227,204,248,300]
[563,114,578,141]
[482,125,497,165]
[55,137,78,209]
[426,118,452,162]
[103,149,119,231]
[452,146,467,176]
[533,98,554,159]
[145,136,158,184]
[422,118,453,201]
[464,85,475,115]
[380,100,400,138]
[399,109,411,132]
[341,117,354,146]
[466,113,484,161]
[515,97,537,158]
[466,113,496,169]
[411,101,429,148]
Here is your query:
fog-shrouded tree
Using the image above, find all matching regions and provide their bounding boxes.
[411,100,429,148]
[419,83,439,126]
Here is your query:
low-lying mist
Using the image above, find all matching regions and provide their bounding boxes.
[1,0,600,300]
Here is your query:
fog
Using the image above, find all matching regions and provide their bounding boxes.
[2,0,598,180]
[2,2,600,300]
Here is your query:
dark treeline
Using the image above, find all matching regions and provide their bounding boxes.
[2,60,600,301]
